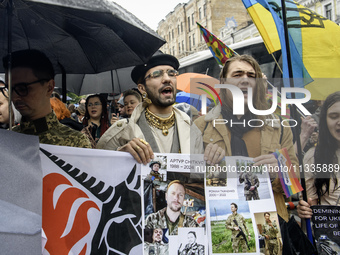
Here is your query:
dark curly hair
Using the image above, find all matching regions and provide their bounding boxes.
[83,94,110,137]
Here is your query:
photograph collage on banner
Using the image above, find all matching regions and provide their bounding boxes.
[141,153,207,255]
[205,156,282,255]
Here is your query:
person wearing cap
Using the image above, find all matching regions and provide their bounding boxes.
[146,160,162,181]
[145,180,198,235]
[97,53,224,165]
[2,49,91,148]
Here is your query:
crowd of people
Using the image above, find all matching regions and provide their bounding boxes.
[1,48,339,254]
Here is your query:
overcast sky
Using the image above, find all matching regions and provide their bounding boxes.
[112,0,184,31]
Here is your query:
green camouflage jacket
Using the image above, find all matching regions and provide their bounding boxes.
[13,111,91,148]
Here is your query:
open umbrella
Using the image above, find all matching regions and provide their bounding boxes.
[0,0,165,73]
[176,91,212,111]
[0,0,165,101]
[54,66,136,96]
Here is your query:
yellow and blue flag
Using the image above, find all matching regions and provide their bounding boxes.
[242,0,313,88]
[242,0,340,99]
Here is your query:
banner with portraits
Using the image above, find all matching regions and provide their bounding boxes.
[204,156,281,255]
[1,129,283,255]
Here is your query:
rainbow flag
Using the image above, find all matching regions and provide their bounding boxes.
[197,22,237,66]
[273,148,303,197]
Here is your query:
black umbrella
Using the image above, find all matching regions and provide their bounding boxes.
[54,66,136,96]
[1,0,165,126]
[0,0,165,74]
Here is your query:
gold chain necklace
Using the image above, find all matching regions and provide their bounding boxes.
[145,107,175,136]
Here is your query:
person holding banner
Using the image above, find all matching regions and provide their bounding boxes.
[145,180,198,235]
[194,55,299,222]
[97,52,224,165]
[297,91,340,218]
[2,50,91,148]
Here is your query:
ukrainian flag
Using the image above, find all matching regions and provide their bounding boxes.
[243,0,340,99]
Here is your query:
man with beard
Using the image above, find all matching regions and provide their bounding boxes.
[144,228,168,255]
[97,53,223,165]
[145,180,198,235]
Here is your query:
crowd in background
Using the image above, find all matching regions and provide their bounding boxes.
[1,49,339,254]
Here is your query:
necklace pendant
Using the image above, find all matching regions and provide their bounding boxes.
[162,128,169,136]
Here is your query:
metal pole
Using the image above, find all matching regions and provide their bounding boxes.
[280,0,314,243]
[7,0,13,130]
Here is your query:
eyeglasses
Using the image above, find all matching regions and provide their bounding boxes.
[144,69,179,81]
[88,102,102,107]
[11,79,49,97]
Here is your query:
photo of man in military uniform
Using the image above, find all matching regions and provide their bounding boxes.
[239,171,260,200]
[225,203,251,253]
[262,212,279,255]
[146,160,163,181]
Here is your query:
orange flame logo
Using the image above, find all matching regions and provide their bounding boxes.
[43,173,100,254]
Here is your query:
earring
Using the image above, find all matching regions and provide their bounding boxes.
[142,92,152,105]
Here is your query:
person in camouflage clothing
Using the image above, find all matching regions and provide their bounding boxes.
[3,50,91,148]
[178,231,204,255]
[144,228,168,255]
[225,203,251,253]
[262,212,279,255]
[145,160,163,181]
[145,180,198,235]
[239,171,260,200]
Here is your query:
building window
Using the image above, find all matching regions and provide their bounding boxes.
[182,41,185,52]
[325,3,332,20]
[172,29,174,39]
[172,46,175,56]
[193,33,195,46]
[169,32,171,41]
[199,7,202,20]
[203,4,206,17]
[191,13,194,25]
[178,43,181,53]
[189,36,191,51]
[178,25,180,35]
[188,17,191,31]
[181,22,183,32]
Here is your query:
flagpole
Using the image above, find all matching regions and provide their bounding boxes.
[280,0,314,244]
[270,53,283,75]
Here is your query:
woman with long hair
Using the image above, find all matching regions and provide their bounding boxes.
[82,94,110,148]
[298,91,340,218]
